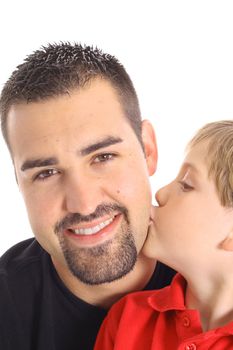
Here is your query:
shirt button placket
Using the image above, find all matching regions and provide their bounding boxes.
[183,316,190,327]
[185,344,196,350]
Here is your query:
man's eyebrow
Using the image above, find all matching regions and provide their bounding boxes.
[20,137,123,171]
[79,136,123,156]
[21,157,58,172]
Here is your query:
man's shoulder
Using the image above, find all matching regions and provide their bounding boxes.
[0,238,46,279]
[0,238,51,321]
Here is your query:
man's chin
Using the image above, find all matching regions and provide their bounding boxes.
[63,234,138,285]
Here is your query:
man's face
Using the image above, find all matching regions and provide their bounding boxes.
[7,79,157,285]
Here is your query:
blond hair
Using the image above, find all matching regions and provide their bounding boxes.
[187,120,233,207]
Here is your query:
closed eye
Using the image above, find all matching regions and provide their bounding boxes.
[178,180,194,192]
[33,168,59,181]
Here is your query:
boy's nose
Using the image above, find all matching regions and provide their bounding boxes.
[155,184,169,207]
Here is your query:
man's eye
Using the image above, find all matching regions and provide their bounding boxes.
[178,181,194,192]
[92,153,116,163]
[34,169,58,181]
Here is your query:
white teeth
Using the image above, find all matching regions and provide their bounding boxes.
[73,217,114,235]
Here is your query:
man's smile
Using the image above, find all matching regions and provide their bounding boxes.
[68,216,115,235]
[62,214,122,247]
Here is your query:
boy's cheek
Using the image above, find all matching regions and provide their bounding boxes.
[141,209,157,259]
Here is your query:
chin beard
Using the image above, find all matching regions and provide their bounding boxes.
[55,203,138,285]
[58,223,137,285]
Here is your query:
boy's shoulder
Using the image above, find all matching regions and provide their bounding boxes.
[109,273,182,320]
[109,288,164,319]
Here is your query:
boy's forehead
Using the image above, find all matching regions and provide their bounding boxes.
[183,142,210,174]
[185,139,210,160]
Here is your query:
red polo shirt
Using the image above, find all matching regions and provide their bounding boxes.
[94,274,233,349]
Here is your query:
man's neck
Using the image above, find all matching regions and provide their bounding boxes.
[52,255,156,309]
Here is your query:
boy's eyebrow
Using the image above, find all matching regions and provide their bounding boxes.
[79,136,123,156]
[20,136,123,171]
[21,157,58,172]
[182,162,200,174]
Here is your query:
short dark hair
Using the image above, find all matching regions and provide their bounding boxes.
[0,42,142,149]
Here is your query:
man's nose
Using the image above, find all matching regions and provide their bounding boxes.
[63,173,104,215]
[155,184,170,207]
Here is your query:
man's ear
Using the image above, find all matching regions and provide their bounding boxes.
[141,120,158,176]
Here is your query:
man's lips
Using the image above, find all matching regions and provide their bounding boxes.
[62,214,122,246]
[67,216,115,236]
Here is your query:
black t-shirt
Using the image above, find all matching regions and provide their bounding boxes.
[0,238,176,350]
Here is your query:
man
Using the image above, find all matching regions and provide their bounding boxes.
[0,42,175,350]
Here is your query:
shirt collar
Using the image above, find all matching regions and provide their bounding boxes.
[148,273,233,335]
[148,273,186,312]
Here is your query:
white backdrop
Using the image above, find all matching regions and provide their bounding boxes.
[0,0,233,255]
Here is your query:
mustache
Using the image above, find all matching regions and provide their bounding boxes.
[54,203,128,234]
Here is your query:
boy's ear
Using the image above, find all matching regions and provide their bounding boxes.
[221,229,233,251]
[141,120,158,176]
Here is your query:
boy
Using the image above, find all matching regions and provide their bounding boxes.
[94,120,233,349]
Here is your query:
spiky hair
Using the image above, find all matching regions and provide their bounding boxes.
[0,42,142,149]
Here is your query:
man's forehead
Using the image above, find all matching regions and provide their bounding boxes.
[6,79,141,165]
[8,91,127,133]
[8,93,129,140]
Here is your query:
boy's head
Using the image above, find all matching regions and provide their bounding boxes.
[0,42,142,152]
[144,120,233,276]
[187,120,233,207]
